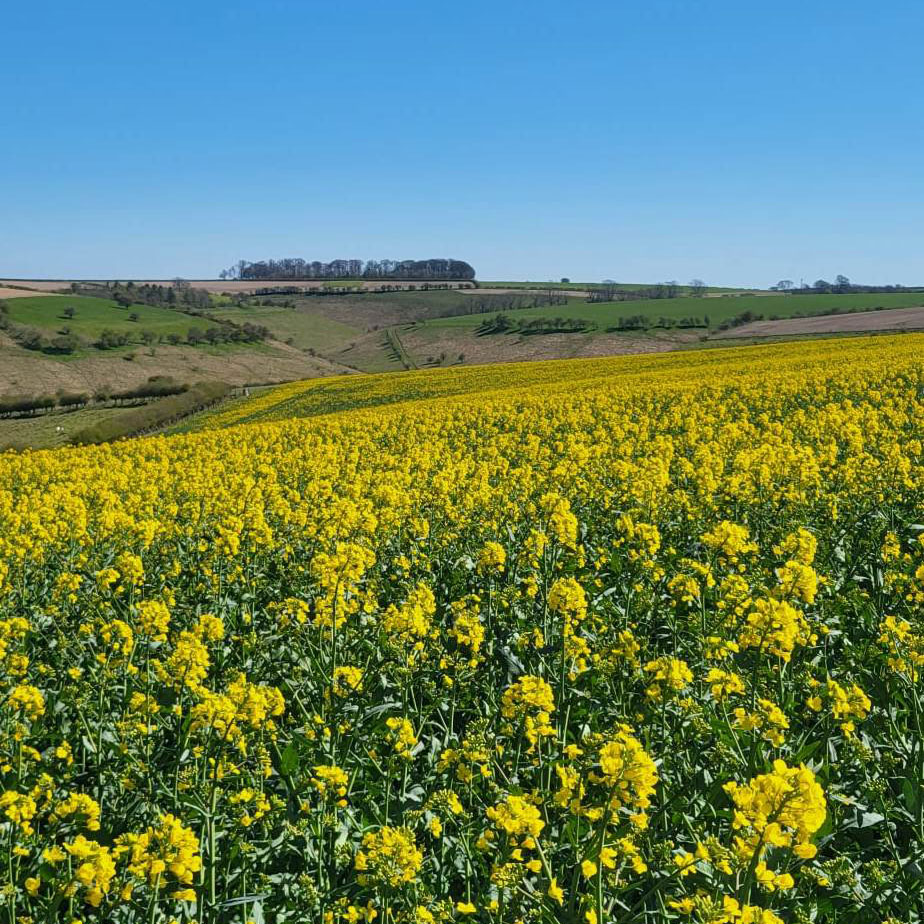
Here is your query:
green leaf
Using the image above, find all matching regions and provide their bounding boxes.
[279,742,299,775]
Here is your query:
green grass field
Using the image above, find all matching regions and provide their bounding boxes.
[0,405,143,451]
[290,289,478,325]
[208,304,361,353]
[420,290,924,331]
[220,290,489,327]
[2,295,198,341]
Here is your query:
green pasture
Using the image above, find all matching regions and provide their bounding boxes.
[421,291,924,332]
[2,296,197,340]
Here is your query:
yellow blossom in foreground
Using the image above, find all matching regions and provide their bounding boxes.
[118,814,202,886]
[333,665,364,696]
[724,760,826,860]
[65,835,117,907]
[6,683,45,720]
[355,826,422,888]
[486,794,545,839]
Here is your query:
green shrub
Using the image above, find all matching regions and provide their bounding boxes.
[70,382,231,445]
[0,394,56,417]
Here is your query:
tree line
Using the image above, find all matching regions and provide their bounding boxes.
[0,377,192,420]
[69,382,231,445]
[73,281,212,310]
[587,280,708,303]
[479,312,710,335]
[93,322,271,352]
[222,258,476,281]
[479,314,598,335]
[243,281,474,297]
[771,276,924,294]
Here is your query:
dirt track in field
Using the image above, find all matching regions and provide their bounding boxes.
[717,306,924,338]
[0,286,63,298]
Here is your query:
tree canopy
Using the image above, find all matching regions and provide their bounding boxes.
[222,258,476,281]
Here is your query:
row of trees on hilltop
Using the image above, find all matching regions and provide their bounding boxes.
[587,280,708,303]
[771,276,922,294]
[220,258,476,281]
[73,280,213,310]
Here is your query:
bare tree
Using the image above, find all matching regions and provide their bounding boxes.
[689,279,707,297]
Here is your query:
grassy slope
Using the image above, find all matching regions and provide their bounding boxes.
[209,290,924,375]
[0,338,353,397]
[209,304,360,353]
[212,290,483,331]
[208,291,480,372]
[287,289,473,326]
[0,405,143,451]
[3,295,198,341]
[0,295,358,396]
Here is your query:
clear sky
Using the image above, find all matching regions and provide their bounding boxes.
[2,0,922,286]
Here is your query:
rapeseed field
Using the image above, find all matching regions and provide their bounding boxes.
[1,334,922,923]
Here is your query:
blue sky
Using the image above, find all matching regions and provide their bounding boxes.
[2,0,922,285]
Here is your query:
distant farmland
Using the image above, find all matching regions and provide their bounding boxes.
[202,288,924,374]
[4,283,924,395]
[418,291,924,330]
[717,305,924,338]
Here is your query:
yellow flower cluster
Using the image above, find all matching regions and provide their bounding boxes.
[385,716,419,759]
[476,541,507,574]
[500,674,556,749]
[733,698,790,747]
[310,764,349,802]
[806,677,871,735]
[739,598,813,662]
[724,760,827,861]
[878,614,924,679]
[644,656,693,700]
[354,826,423,888]
[118,813,202,890]
[594,728,658,823]
[486,794,545,840]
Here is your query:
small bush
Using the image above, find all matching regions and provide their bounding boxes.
[47,333,80,354]
[57,392,90,409]
[95,329,130,349]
